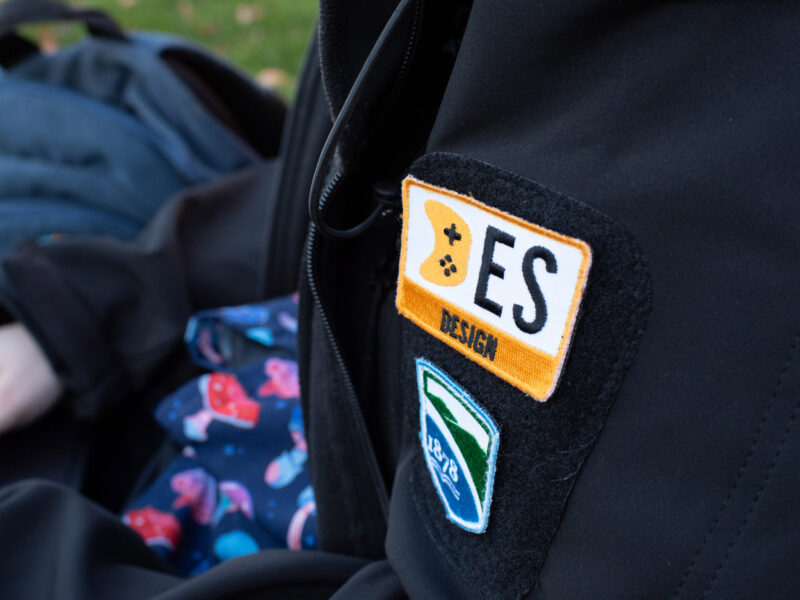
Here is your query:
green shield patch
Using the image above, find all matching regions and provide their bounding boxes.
[417,358,500,533]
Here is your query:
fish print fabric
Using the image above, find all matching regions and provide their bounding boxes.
[123,293,316,576]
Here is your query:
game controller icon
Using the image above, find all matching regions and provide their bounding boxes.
[420,200,472,287]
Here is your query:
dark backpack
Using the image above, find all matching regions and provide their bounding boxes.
[0,0,285,260]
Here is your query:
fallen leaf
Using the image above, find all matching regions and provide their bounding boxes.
[35,26,59,55]
[178,0,195,22]
[235,4,264,26]
[256,68,289,89]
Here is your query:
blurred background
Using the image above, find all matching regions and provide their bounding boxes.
[22,0,319,100]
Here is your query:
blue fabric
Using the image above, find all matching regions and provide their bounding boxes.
[183,293,299,372]
[0,32,257,283]
[123,293,317,576]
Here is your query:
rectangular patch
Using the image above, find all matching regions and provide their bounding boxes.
[397,177,592,400]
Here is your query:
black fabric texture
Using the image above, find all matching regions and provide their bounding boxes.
[386,452,483,600]
[0,406,88,489]
[299,0,473,561]
[300,0,449,556]
[300,296,388,558]
[329,560,407,600]
[260,33,330,299]
[395,152,651,599]
[0,32,38,69]
[311,0,469,237]
[317,0,399,117]
[0,480,374,600]
[0,164,276,419]
[0,480,176,600]
[673,335,800,599]
[321,0,423,176]
[422,2,800,598]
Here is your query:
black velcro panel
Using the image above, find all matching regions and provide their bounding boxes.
[400,152,652,598]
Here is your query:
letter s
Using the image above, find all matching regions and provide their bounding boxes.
[513,246,557,334]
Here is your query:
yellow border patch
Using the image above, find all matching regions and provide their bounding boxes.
[397,177,592,401]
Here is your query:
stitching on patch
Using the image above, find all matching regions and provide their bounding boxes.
[405,176,594,249]
[416,358,500,534]
[405,154,653,599]
[397,176,593,401]
[672,334,800,599]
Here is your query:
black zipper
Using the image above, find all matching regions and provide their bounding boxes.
[305,175,391,519]
[303,0,426,525]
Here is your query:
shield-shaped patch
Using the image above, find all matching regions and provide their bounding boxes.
[416,358,500,533]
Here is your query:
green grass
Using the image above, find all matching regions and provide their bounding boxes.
[28,0,318,99]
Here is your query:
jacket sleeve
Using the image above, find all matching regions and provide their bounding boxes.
[0,163,277,419]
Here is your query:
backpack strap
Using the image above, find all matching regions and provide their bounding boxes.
[0,0,127,69]
[0,0,127,40]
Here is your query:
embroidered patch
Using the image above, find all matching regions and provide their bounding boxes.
[397,177,592,401]
[416,358,499,533]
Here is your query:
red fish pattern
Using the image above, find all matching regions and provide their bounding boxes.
[184,373,261,442]
[123,506,182,551]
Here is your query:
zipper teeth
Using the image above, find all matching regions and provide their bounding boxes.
[306,187,391,518]
[372,0,423,131]
[303,0,427,522]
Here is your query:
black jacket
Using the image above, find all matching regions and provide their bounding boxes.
[0,1,798,599]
